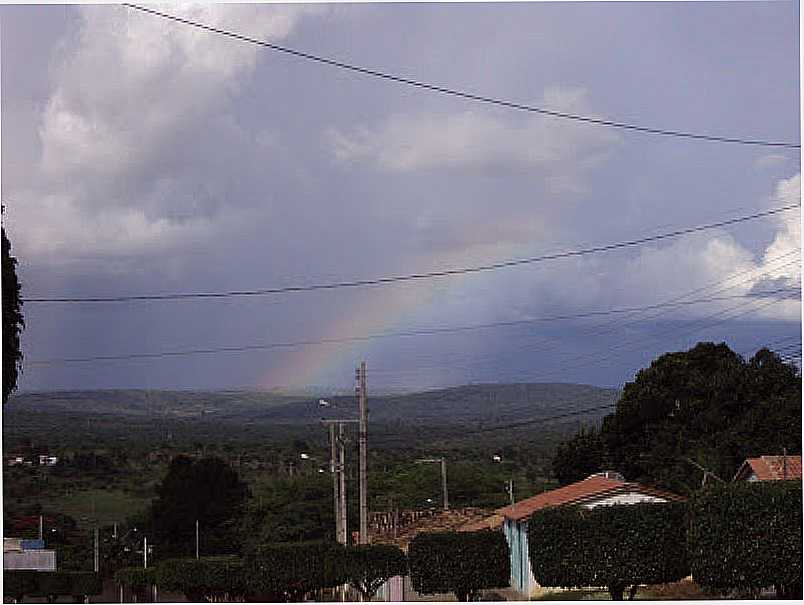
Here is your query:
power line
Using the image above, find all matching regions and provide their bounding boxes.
[25,204,799,304]
[122,3,801,150]
[27,289,797,367]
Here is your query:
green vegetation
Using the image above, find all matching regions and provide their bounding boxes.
[2,225,24,404]
[689,481,802,599]
[342,544,408,600]
[528,502,689,601]
[555,343,801,494]
[149,456,250,557]
[246,541,347,602]
[3,571,102,602]
[155,556,248,601]
[408,530,510,601]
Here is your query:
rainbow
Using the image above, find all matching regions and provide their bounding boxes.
[258,240,532,390]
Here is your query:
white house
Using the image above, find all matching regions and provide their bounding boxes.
[495,471,684,598]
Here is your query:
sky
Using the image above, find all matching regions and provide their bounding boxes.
[2,1,801,393]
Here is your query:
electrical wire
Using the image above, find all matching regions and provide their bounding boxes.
[25,204,799,304]
[123,3,801,150]
[27,289,797,367]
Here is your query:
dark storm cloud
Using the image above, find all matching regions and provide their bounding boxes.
[2,2,799,391]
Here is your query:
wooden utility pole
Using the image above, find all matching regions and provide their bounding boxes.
[416,458,449,511]
[329,424,341,543]
[440,458,449,511]
[94,528,99,573]
[338,423,348,545]
[357,362,368,544]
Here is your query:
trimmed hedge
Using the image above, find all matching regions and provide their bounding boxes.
[114,566,156,590]
[528,502,689,600]
[246,541,347,602]
[408,530,510,601]
[155,557,248,601]
[689,481,802,598]
[3,570,38,602]
[342,544,408,599]
[3,571,102,601]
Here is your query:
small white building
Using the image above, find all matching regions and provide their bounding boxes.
[3,538,57,571]
[495,472,684,598]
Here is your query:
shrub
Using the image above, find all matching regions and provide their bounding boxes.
[8,572,103,602]
[688,481,802,599]
[155,556,248,601]
[528,502,689,600]
[3,570,38,602]
[342,544,407,600]
[246,541,346,602]
[114,566,156,601]
[408,530,510,601]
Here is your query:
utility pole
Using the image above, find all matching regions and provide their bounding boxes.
[39,515,43,541]
[143,537,148,569]
[329,424,341,543]
[339,423,348,545]
[195,520,199,559]
[441,458,449,511]
[357,361,368,544]
[416,458,449,511]
[506,479,514,505]
[94,528,99,573]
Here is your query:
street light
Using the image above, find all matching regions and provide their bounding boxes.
[415,458,449,511]
[492,454,502,463]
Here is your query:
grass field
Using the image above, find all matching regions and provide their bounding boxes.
[43,489,149,529]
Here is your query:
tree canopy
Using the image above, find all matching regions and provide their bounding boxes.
[2,225,24,403]
[554,342,801,493]
[149,456,250,558]
[689,481,802,599]
[408,530,510,601]
[528,502,689,600]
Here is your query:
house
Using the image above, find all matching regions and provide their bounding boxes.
[733,455,802,482]
[3,537,57,571]
[496,471,684,598]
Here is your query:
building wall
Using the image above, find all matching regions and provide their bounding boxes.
[3,550,57,571]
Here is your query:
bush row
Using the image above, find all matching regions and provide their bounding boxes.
[527,481,802,600]
[113,542,406,602]
[3,571,102,602]
[110,531,508,603]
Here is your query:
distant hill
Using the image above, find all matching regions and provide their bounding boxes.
[7,383,618,429]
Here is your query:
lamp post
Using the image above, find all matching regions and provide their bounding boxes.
[415,458,449,511]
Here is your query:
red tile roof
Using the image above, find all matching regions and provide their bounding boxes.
[734,455,802,482]
[497,475,684,522]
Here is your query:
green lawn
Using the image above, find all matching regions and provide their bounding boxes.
[45,488,149,528]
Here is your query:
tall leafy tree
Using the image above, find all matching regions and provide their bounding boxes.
[149,456,250,558]
[554,342,801,494]
[2,223,24,403]
[552,426,606,485]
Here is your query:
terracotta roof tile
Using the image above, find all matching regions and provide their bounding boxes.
[735,455,802,481]
[495,475,684,522]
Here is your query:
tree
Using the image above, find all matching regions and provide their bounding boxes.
[688,481,802,599]
[342,544,407,600]
[528,502,689,600]
[552,426,606,485]
[554,342,801,494]
[155,557,248,601]
[149,456,250,558]
[2,224,24,403]
[408,531,510,601]
[245,541,346,602]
